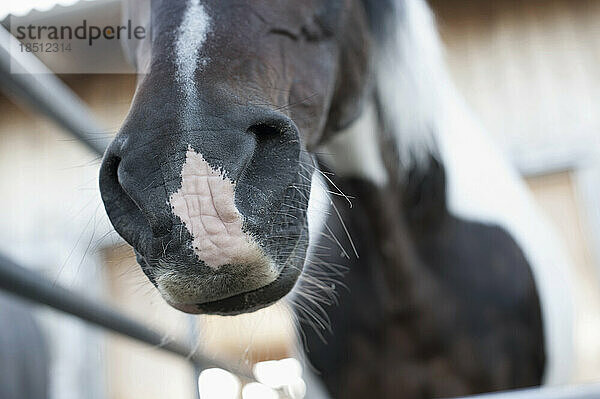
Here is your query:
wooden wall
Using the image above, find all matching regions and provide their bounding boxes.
[430,0,600,162]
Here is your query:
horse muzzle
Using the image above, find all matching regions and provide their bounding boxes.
[99,107,311,314]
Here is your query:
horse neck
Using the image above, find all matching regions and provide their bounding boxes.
[319,166,446,318]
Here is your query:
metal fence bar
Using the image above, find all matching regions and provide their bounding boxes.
[459,383,600,399]
[0,252,252,379]
[0,25,110,155]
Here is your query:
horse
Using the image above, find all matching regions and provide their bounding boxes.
[99,0,575,397]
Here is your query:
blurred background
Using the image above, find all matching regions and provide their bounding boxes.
[0,0,599,398]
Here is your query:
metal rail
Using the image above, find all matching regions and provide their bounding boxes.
[0,25,110,155]
[0,253,251,377]
[459,383,600,399]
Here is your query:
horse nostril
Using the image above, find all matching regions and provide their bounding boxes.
[99,151,153,249]
[246,113,298,142]
[248,122,282,138]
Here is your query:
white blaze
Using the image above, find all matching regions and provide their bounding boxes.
[175,0,210,100]
[169,147,273,272]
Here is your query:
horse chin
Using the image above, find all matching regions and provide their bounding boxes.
[160,258,304,316]
[138,225,309,316]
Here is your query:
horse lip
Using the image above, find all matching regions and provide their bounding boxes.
[136,244,298,314]
[169,226,308,316]
[163,266,283,309]
[166,287,279,315]
[185,261,299,315]
[165,300,206,314]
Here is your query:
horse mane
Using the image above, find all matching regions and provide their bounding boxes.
[362,0,448,172]
[361,2,578,385]
[359,0,396,41]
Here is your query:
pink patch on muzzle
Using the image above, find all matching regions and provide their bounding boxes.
[169,146,270,270]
